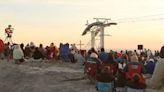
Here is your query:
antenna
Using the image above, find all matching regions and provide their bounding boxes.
[85,20,89,25]
[93,18,111,23]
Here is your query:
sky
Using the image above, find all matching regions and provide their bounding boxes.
[0,0,164,51]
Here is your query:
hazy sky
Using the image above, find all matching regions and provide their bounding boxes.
[0,0,164,50]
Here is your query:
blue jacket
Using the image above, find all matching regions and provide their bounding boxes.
[145,61,156,74]
[99,52,109,62]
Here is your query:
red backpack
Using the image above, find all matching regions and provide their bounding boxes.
[126,64,145,83]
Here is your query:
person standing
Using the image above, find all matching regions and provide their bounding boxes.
[99,48,109,63]
[149,46,164,92]
[13,45,24,64]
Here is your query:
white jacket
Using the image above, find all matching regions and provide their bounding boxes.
[149,58,164,92]
[13,45,24,59]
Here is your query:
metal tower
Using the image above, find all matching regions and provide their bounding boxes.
[82,18,117,49]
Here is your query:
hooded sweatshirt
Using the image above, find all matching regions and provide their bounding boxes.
[13,45,24,59]
[145,59,156,74]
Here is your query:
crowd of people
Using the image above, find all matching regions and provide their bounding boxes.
[0,42,86,64]
[85,47,163,92]
[0,41,163,92]
[0,42,60,63]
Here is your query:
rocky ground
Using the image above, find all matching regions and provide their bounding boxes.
[0,59,97,92]
[0,59,157,92]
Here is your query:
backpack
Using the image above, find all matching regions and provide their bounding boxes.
[126,63,145,83]
[96,64,115,82]
[126,74,147,89]
[125,63,147,89]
